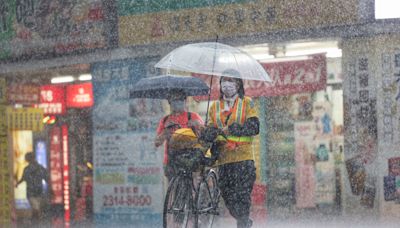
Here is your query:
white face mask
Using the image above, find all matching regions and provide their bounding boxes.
[169,100,185,111]
[221,81,238,98]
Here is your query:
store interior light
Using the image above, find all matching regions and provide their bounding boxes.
[375,0,400,19]
[259,55,311,63]
[285,48,342,58]
[250,53,275,61]
[79,74,92,81]
[51,76,75,84]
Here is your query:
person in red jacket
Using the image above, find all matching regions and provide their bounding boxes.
[155,91,204,181]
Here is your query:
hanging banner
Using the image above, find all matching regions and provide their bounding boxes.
[0,0,107,61]
[62,125,71,225]
[66,82,94,108]
[6,107,43,131]
[119,0,359,46]
[35,85,66,115]
[7,84,40,105]
[195,54,326,100]
[49,126,63,204]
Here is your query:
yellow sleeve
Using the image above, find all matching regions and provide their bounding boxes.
[207,102,216,127]
[245,96,258,119]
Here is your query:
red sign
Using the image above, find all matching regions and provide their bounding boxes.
[66,83,94,108]
[36,85,66,115]
[195,54,327,100]
[49,126,63,204]
[7,84,40,105]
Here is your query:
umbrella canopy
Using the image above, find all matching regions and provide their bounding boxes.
[130,74,209,99]
[155,42,272,82]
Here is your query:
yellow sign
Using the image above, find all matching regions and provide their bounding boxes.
[119,0,358,46]
[6,107,44,132]
[0,135,11,225]
[0,78,5,104]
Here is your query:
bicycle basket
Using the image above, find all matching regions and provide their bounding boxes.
[169,148,205,172]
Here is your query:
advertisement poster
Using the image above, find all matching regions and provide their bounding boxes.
[91,57,161,132]
[92,57,164,226]
[315,160,335,204]
[294,122,316,208]
[12,130,33,209]
[0,0,108,61]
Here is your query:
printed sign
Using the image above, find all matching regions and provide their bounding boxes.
[92,57,164,226]
[6,107,43,131]
[0,0,107,61]
[7,84,40,105]
[93,132,163,226]
[66,82,94,108]
[119,0,358,46]
[35,85,66,115]
[195,54,326,100]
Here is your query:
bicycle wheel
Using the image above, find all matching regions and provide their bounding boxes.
[194,170,220,228]
[163,176,193,228]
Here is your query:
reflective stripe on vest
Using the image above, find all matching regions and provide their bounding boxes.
[227,135,252,143]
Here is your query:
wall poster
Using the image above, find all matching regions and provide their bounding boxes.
[92,56,165,226]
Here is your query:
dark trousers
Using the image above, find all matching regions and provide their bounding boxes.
[218,160,256,228]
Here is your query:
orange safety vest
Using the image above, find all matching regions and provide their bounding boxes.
[213,98,253,148]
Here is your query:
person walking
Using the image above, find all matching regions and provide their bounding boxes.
[207,69,260,228]
[16,152,49,224]
[155,91,204,181]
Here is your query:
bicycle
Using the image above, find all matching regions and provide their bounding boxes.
[163,129,222,228]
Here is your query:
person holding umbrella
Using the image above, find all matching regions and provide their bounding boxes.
[154,90,204,181]
[207,69,260,228]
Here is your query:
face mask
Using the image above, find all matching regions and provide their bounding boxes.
[221,81,238,98]
[170,100,185,111]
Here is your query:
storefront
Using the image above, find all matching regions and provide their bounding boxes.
[0,65,95,226]
[1,0,400,227]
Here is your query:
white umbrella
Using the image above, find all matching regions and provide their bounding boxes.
[155,42,272,82]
